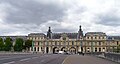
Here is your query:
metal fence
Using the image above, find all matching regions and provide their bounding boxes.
[104,53,120,63]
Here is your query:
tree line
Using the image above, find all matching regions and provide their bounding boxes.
[0,37,32,52]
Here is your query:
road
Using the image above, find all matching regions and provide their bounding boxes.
[0,54,119,64]
[0,54,67,64]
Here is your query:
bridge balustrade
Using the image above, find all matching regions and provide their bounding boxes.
[104,53,120,63]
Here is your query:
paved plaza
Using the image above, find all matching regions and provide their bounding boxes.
[63,55,118,64]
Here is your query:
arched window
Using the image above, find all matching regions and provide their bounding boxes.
[95,48,97,52]
[38,47,39,51]
[99,48,101,52]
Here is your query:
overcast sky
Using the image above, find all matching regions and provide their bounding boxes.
[0,0,120,36]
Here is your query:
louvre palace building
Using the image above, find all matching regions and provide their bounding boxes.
[0,25,120,54]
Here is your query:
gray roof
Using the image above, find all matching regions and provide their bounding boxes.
[52,33,78,39]
[28,33,46,36]
[85,32,106,36]
[107,36,120,40]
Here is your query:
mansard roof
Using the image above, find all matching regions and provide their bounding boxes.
[52,33,78,39]
[85,32,106,36]
[107,36,120,40]
[28,33,45,36]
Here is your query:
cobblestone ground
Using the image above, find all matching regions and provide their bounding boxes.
[63,55,119,64]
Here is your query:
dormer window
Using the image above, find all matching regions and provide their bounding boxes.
[87,37,89,39]
[61,33,67,40]
[63,37,66,40]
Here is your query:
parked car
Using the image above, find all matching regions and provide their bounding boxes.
[58,51,64,54]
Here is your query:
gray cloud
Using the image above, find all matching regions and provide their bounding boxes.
[0,0,120,36]
[2,0,65,24]
[96,10,120,26]
[53,28,76,33]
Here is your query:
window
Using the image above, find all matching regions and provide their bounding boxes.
[41,42,43,45]
[103,48,105,49]
[117,41,119,45]
[45,42,48,45]
[34,47,36,51]
[51,42,52,45]
[103,42,105,45]
[99,37,101,39]
[39,42,41,46]
[38,42,39,45]
[102,37,104,39]
[87,42,90,45]
[95,48,97,52]
[67,42,69,45]
[87,37,89,39]
[59,42,61,45]
[72,41,74,45]
[95,37,97,39]
[63,37,66,40]
[99,42,101,45]
[99,48,101,52]
[66,42,68,45]
[91,37,93,39]
[95,42,97,45]
[38,47,39,51]
[87,48,90,52]
[63,42,66,45]
[55,42,57,45]
[80,42,83,46]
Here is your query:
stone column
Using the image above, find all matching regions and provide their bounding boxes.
[48,46,51,53]
[36,47,38,52]
[39,46,41,52]
[44,47,46,53]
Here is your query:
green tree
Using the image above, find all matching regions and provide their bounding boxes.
[0,38,4,51]
[14,38,24,51]
[4,37,13,51]
[117,45,120,53]
[24,40,32,51]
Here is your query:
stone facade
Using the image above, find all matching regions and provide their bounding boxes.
[0,26,119,54]
[27,26,120,54]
